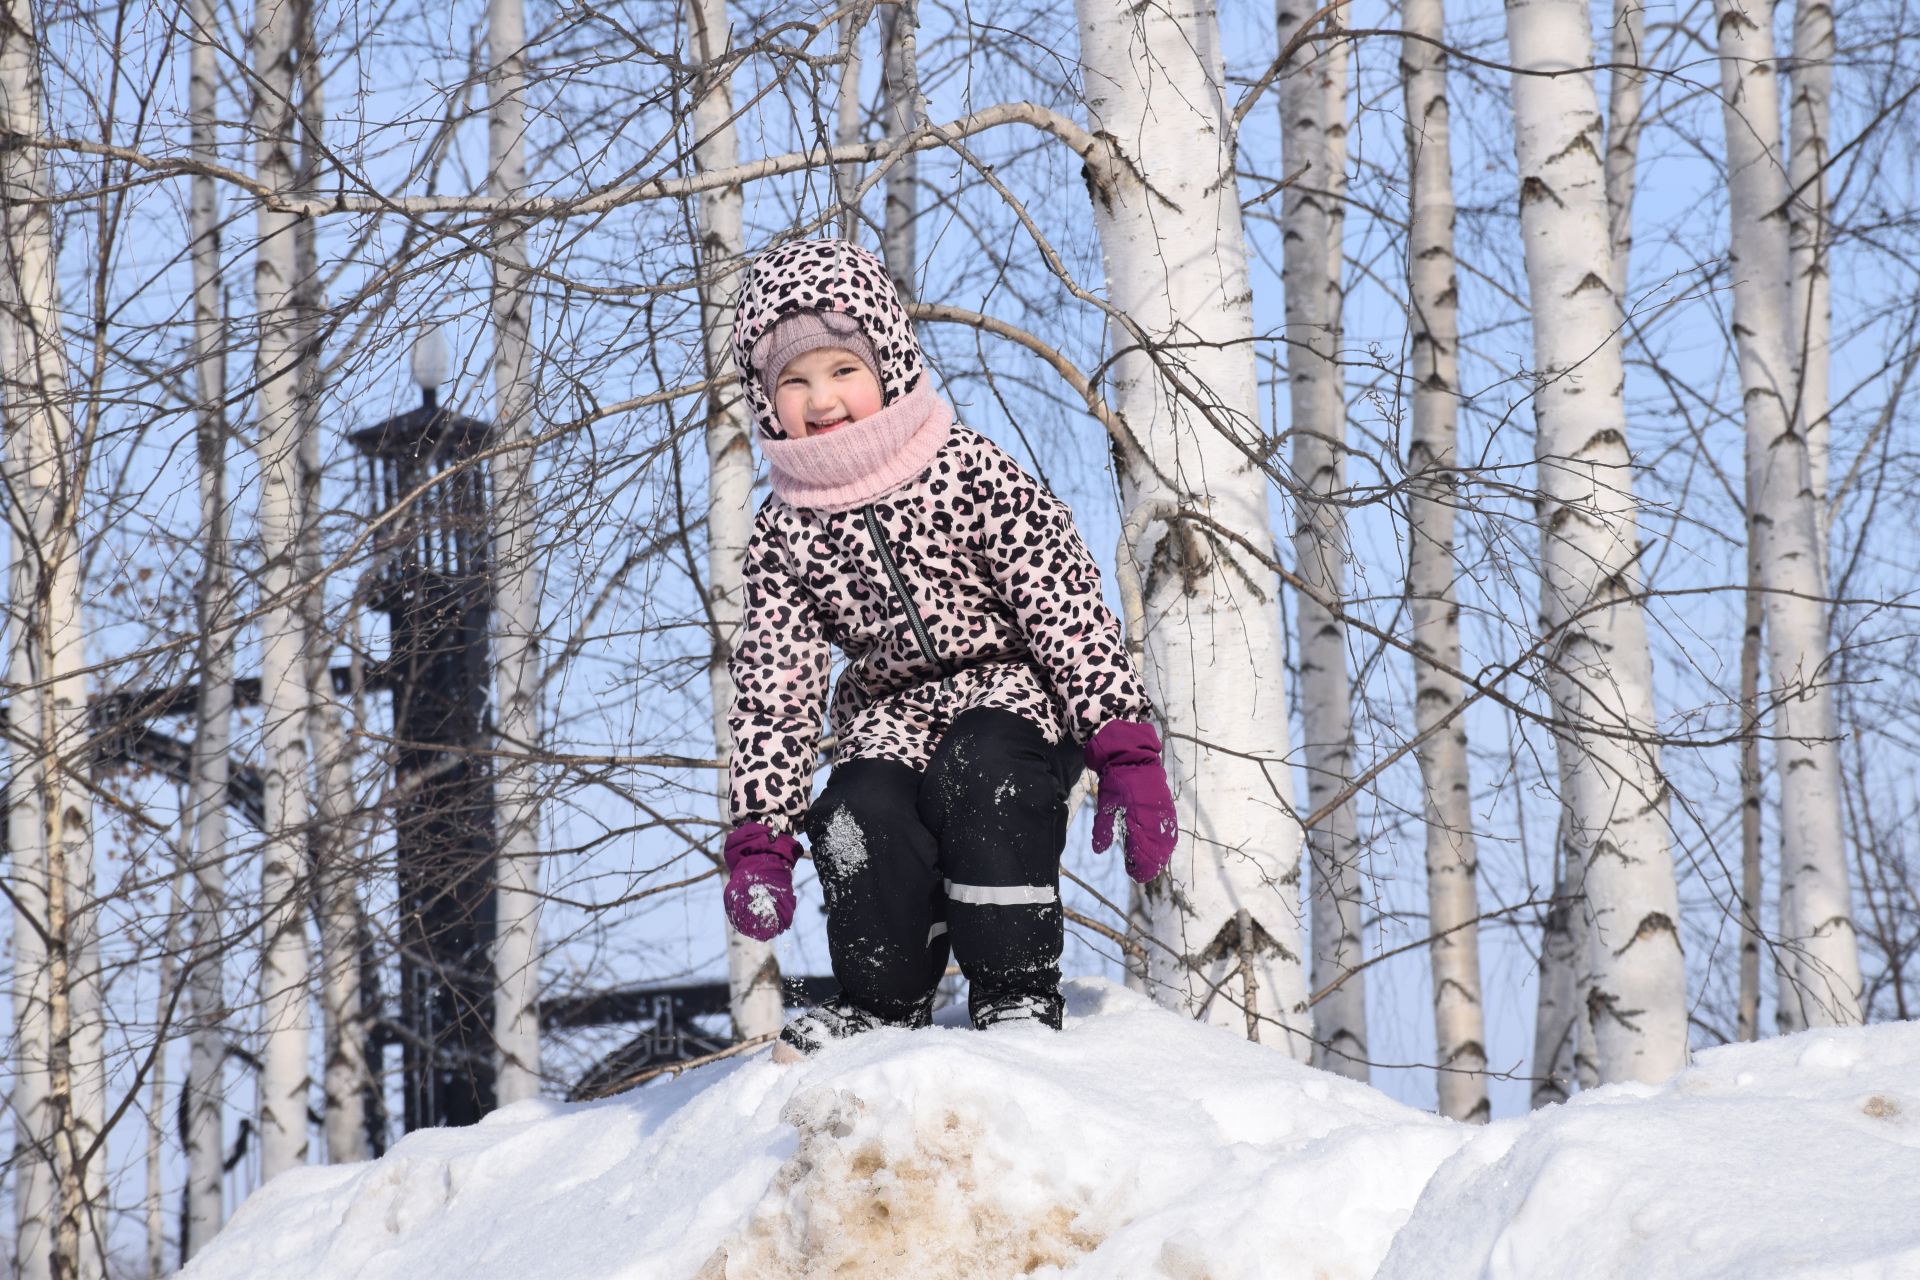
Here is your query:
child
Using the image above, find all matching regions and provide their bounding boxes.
[718,239,1175,1057]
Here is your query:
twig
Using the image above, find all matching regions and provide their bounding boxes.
[582,1032,777,1098]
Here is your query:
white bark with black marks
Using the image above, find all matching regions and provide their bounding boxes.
[1076,0,1312,1056]
[183,0,237,1247]
[286,1,370,1161]
[835,8,865,240]
[1714,0,1861,1027]
[688,0,785,1040]
[1278,0,1367,1080]
[1774,0,1835,1035]
[879,2,920,298]
[1505,0,1689,1084]
[1788,0,1833,528]
[2,1,108,1269]
[1402,0,1487,1121]
[491,0,548,1102]
[252,0,317,1179]
[1603,0,1647,300]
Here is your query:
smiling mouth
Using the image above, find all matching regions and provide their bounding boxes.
[809,417,850,435]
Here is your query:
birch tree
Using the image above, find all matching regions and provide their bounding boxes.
[688,0,784,1041]
[1076,0,1311,1055]
[1713,0,1861,1027]
[183,0,235,1247]
[146,866,188,1278]
[1,1,108,1270]
[1603,0,1647,299]
[834,7,865,239]
[1777,0,1837,1034]
[1277,0,1366,1079]
[1529,830,1582,1105]
[1737,536,1766,1039]
[1401,0,1488,1120]
[490,0,546,1102]
[1532,0,1651,1086]
[1505,0,1688,1084]
[3,276,56,1280]
[879,1,920,297]
[253,0,317,1177]
[1788,0,1833,524]
[285,0,370,1160]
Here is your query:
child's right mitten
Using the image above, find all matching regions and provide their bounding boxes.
[1084,720,1178,883]
[723,822,803,940]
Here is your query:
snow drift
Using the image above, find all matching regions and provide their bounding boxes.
[182,981,1920,1279]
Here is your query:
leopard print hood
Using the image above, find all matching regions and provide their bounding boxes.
[729,239,926,440]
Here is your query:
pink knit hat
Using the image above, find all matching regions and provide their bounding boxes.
[750,310,881,404]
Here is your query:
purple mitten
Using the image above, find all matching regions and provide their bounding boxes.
[1084,720,1178,883]
[723,822,803,941]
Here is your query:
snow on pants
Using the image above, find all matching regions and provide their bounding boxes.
[804,706,1084,1029]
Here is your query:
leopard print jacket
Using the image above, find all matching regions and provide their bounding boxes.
[726,240,1153,836]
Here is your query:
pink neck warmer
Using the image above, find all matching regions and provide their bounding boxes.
[761,383,952,513]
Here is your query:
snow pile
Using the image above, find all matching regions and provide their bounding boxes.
[182,981,1458,1279]
[1381,1026,1920,1280]
[181,982,1920,1279]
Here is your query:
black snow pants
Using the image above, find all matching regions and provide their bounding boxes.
[804,706,1083,1030]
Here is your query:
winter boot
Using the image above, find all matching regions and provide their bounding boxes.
[970,989,1064,1032]
[774,989,935,1062]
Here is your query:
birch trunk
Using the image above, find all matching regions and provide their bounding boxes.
[5,612,54,1280]
[1076,0,1311,1056]
[1278,0,1366,1079]
[287,1,369,1159]
[147,867,187,1279]
[879,2,920,297]
[253,0,316,1178]
[688,0,784,1040]
[1714,0,1862,1026]
[1781,0,1835,1032]
[1402,0,1488,1120]
[490,0,546,1099]
[59,519,106,1280]
[1506,0,1688,1084]
[183,0,233,1248]
[4,296,55,1280]
[67,704,106,1280]
[2,3,107,1271]
[1738,542,1765,1040]
[1788,0,1833,528]
[309,619,368,1159]
[1530,822,1580,1106]
[1539,0,1647,1090]
[1603,0,1647,299]
[834,11,864,240]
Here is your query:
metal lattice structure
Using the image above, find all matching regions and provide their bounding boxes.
[350,389,500,1131]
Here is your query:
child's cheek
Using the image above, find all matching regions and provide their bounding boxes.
[774,395,804,436]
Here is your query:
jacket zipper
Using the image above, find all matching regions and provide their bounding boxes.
[862,504,951,676]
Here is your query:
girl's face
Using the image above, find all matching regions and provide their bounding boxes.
[773,346,884,438]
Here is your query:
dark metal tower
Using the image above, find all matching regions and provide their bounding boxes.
[349,386,499,1131]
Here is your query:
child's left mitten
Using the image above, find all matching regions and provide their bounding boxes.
[723,822,804,940]
[1084,720,1178,883]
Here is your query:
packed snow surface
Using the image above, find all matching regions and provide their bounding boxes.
[183,981,1920,1279]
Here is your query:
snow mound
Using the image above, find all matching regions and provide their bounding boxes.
[180,984,1920,1279]
[1379,1023,1920,1280]
[182,980,1459,1279]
